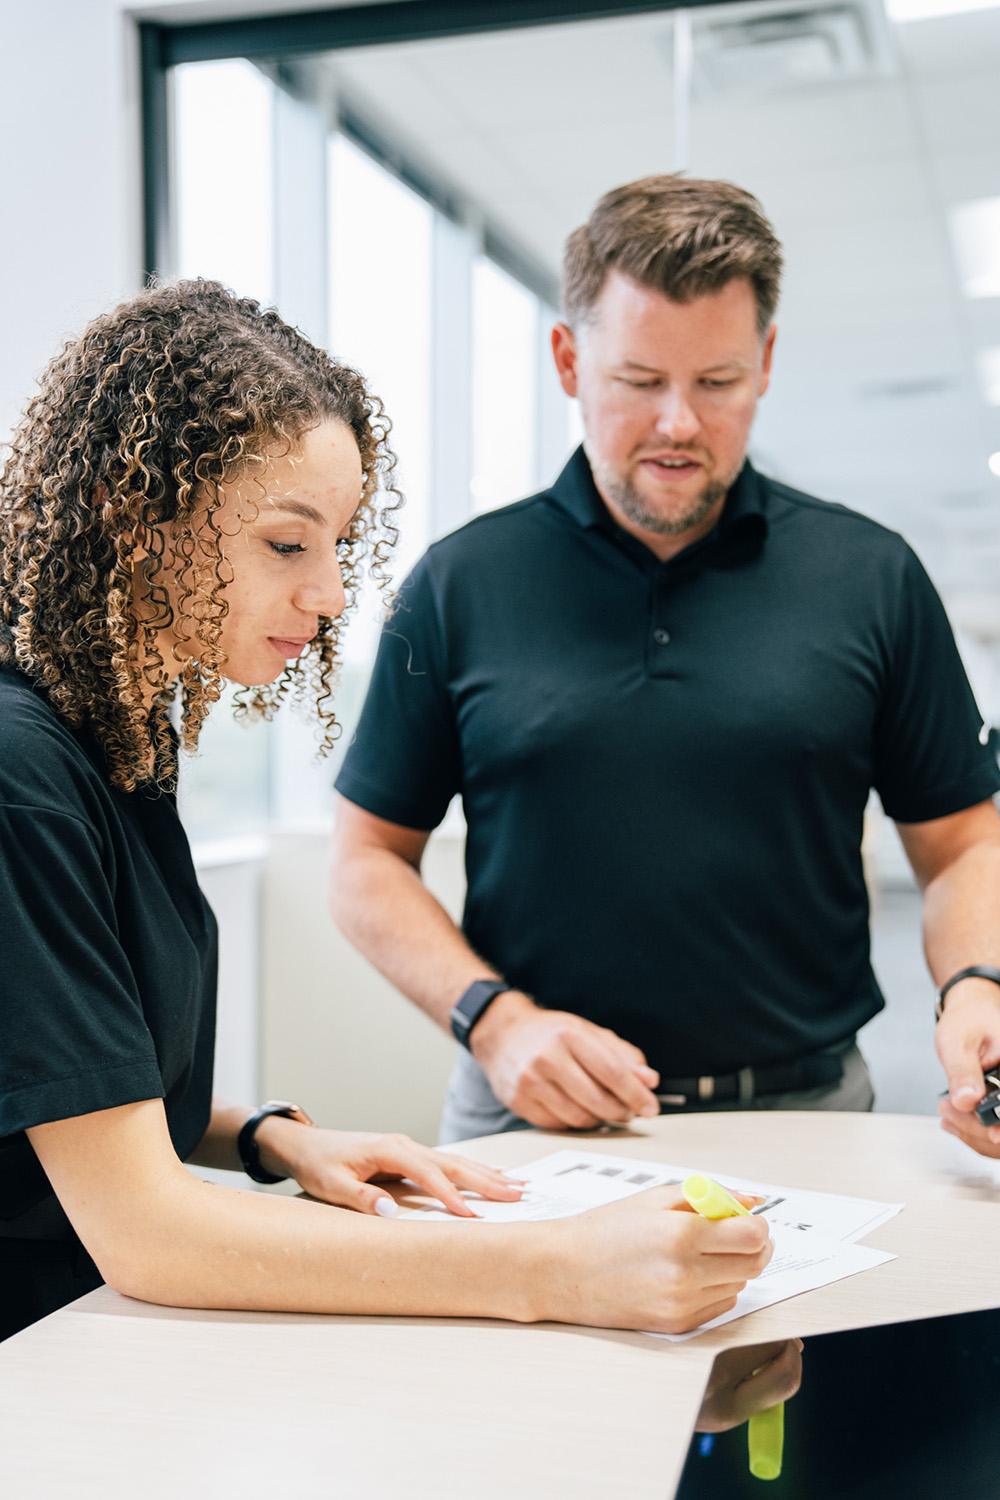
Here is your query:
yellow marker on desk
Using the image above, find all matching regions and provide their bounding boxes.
[682,1174,784,1483]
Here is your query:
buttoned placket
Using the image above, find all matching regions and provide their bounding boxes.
[647,566,677,679]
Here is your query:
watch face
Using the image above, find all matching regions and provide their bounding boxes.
[263,1100,315,1127]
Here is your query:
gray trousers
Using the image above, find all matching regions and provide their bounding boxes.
[438,1040,875,1145]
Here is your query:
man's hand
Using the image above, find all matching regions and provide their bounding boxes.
[470,992,661,1128]
[935,977,1000,1156]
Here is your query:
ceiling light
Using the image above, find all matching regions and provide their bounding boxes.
[949,198,1000,299]
[887,0,1000,20]
[989,453,1000,478]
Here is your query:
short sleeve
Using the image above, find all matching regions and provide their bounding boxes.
[0,802,164,1136]
[873,546,1000,823]
[336,556,462,830]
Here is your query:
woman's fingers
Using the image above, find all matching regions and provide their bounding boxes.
[296,1131,525,1215]
[430,1153,526,1201]
[371,1141,525,1215]
[343,1179,400,1216]
[356,1139,499,1217]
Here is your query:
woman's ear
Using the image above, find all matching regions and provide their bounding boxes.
[131,525,154,565]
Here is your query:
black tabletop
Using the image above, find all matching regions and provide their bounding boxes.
[677,1307,1000,1498]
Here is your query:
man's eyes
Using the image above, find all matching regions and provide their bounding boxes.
[618,377,740,390]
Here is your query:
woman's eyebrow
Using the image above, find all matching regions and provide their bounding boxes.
[264,498,325,525]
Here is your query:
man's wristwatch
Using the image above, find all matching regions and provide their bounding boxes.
[237,1099,316,1184]
[449,979,512,1050]
[935,965,1000,1022]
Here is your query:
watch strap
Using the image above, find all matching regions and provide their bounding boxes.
[935,965,1000,1022]
[450,979,511,1049]
[237,1100,315,1184]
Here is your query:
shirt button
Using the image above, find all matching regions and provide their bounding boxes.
[653,628,671,646]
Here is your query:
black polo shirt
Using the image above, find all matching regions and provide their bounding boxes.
[336,449,1000,1076]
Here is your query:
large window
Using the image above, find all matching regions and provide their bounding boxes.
[471,258,539,515]
[169,60,576,841]
[174,60,274,307]
[329,133,433,664]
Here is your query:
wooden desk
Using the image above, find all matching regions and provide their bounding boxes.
[1,1113,997,1499]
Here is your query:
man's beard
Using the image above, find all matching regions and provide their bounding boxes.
[586,445,735,536]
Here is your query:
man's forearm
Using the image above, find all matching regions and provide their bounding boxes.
[921,841,1000,986]
[329,808,659,1128]
[330,841,511,1030]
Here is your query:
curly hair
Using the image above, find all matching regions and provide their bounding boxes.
[0,280,400,791]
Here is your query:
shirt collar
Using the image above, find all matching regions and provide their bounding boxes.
[548,445,769,570]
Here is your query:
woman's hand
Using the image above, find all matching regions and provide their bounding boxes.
[538,1188,773,1334]
[255,1118,524,1217]
[694,1339,804,1432]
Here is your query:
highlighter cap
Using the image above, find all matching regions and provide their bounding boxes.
[682,1174,751,1220]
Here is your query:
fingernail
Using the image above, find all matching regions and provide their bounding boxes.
[955,1087,979,1103]
[940,1122,957,1137]
[374,1197,397,1218]
[640,1103,660,1118]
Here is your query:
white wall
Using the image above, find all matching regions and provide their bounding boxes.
[0,1,141,444]
[262,830,462,1145]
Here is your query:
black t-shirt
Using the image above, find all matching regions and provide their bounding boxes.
[337,450,1000,1076]
[0,668,217,1333]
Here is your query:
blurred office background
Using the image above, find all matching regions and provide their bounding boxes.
[4,0,1000,1150]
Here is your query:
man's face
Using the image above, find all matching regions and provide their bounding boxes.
[552,272,775,553]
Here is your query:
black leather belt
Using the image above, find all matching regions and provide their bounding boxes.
[656,1046,848,1108]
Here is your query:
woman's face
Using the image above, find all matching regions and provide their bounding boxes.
[155,417,364,687]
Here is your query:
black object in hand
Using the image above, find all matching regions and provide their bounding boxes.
[975,1072,1000,1127]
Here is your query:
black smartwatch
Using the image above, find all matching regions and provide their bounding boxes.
[237,1099,315,1184]
[450,979,511,1050]
[935,965,1000,1021]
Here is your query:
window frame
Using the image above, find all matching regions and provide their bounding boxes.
[139,0,717,285]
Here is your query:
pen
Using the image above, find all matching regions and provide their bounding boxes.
[681,1174,784,1483]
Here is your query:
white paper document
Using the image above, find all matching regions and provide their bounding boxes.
[401,1149,901,1340]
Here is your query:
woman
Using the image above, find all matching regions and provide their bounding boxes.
[0,280,770,1342]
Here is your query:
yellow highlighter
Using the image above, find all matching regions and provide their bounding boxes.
[681,1174,784,1483]
[682,1173,751,1219]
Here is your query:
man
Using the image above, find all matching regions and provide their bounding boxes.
[330,175,1000,1159]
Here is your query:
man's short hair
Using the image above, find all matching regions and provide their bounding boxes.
[562,174,783,336]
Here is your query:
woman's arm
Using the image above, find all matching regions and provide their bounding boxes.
[187,1095,524,1217]
[28,1100,772,1333]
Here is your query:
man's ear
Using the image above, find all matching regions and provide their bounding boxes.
[758,324,777,398]
[551,322,580,399]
